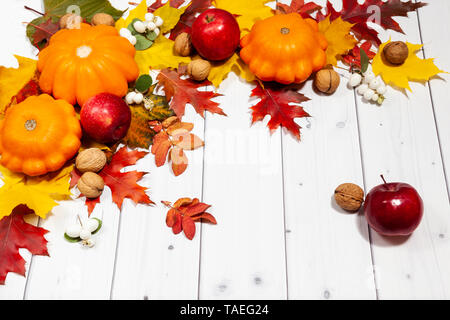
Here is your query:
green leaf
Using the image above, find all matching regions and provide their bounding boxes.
[91,218,102,235]
[146,31,158,41]
[134,34,153,51]
[135,75,153,93]
[64,233,81,243]
[360,47,370,74]
[127,18,142,35]
[43,0,124,22]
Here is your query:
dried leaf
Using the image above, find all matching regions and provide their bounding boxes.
[170,146,188,176]
[172,133,204,150]
[208,53,255,88]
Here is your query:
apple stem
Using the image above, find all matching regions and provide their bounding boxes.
[380,174,388,184]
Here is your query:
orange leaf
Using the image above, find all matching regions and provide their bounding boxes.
[185,202,211,216]
[182,216,196,240]
[155,139,172,167]
[166,208,178,227]
[173,197,193,208]
[172,133,204,150]
[192,212,217,224]
[167,122,194,136]
[170,146,188,176]
[172,214,182,234]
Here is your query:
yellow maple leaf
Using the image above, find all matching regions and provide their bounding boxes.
[208,53,255,88]
[0,165,73,219]
[116,0,190,73]
[153,2,187,34]
[213,0,273,34]
[373,40,446,91]
[0,55,37,115]
[318,16,357,66]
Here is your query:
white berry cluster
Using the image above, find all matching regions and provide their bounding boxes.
[119,13,164,45]
[125,91,144,105]
[348,66,387,105]
[65,218,101,248]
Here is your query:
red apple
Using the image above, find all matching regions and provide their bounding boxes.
[80,93,131,143]
[364,176,424,236]
[191,8,240,61]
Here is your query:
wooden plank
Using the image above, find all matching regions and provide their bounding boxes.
[278,0,376,300]
[355,9,450,298]
[0,0,42,299]
[198,73,287,299]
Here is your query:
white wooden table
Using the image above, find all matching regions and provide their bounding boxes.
[1,0,450,300]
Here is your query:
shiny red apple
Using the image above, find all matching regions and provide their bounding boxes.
[364,176,424,236]
[191,8,240,61]
[80,93,131,143]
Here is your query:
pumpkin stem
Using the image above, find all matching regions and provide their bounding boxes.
[281,27,290,35]
[76,45,92,58]
[25,119,37,131]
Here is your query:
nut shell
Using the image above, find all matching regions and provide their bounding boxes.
[314,69,340,94]
[383,41,409,65]
[77,172,105,199]
[76,148,107,173]
[187,59,211,82]
[174,32,193,57]
[59,13,82,29]
[91,13,115,26]
[334,183,364,212]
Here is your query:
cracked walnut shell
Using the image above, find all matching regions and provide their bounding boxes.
[334,183,364,212]
[77,172,105,198]
[76,148,107,173]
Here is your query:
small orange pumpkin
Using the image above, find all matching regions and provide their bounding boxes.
[37,23,139,106]
[0,94,82,176]
[240,13,328,84]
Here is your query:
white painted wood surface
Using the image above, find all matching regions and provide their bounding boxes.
[1,0,450,300]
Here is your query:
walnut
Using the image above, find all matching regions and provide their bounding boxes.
[91,13,115,27]
[75,148,107,173]
[314,68,340,94]
[174,32,193,57]
[334,183,364,212]
[383,41,408,65]
[59,13,82,29]
[187,59,211,81]
[77,172,105,199]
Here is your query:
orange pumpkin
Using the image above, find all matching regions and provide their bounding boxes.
[37,23,139,106]
[0,94,82,176]
[240,13,328,84]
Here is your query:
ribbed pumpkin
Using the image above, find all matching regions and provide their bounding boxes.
[0,94,82,176]
[37,23,139,106]
[240,13,328,84]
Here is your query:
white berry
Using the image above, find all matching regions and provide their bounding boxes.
[377,85,387,95]
[363,71,375,84]
[133,92,144,104]
[146,21,156,31]
[144,13,154,22]
[81,238,95,248]
[349,73,362,87]
[357,84,369,95]
[371,93,379,102]
[119,28,131,38]
[363,89,375,100]
[154,16,163,27]
[133,20,146,33]
[125,92,136,104]
[128,35,137,45]
[79,228,92,240]
[65,224,82,238]
[85,219,100,233]
[154,28,160,37]
[369,77,382,90]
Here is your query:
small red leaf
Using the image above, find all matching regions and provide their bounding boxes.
[182,216,196,240]
[172,214,183,234]
[192,212,217,224]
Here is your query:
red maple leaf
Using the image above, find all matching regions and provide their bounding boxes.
[169,0,212,40]
[148,0,184,11]
[276,0,322,18]
[317,0,427,45]
[342,41,376,69]
[28,18,59,50]
[71,147,153,214]
[163,198,216,240]
[157,68,224,119]
[0,205,49,285]
[250,82,310,141]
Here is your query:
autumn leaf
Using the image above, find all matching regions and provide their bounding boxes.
[70,147,153,214]
[43,0,124,22]
[317,0,427,45]
[0,205,49,285]
[150,116,204,176]
[251,82,310,141]
[162,198,216,240]
[0,165,73,220]
[0,56,38,115]
[153,1,188,34]
[157,68,224,118]
[208,53,255,88]
[373,40,446,91]
[26,17,59,51]
[275,0,322,18]
[342,41,376,69]
[213,0,273,34]
[318,16,357,66]
[169,0,212,40]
